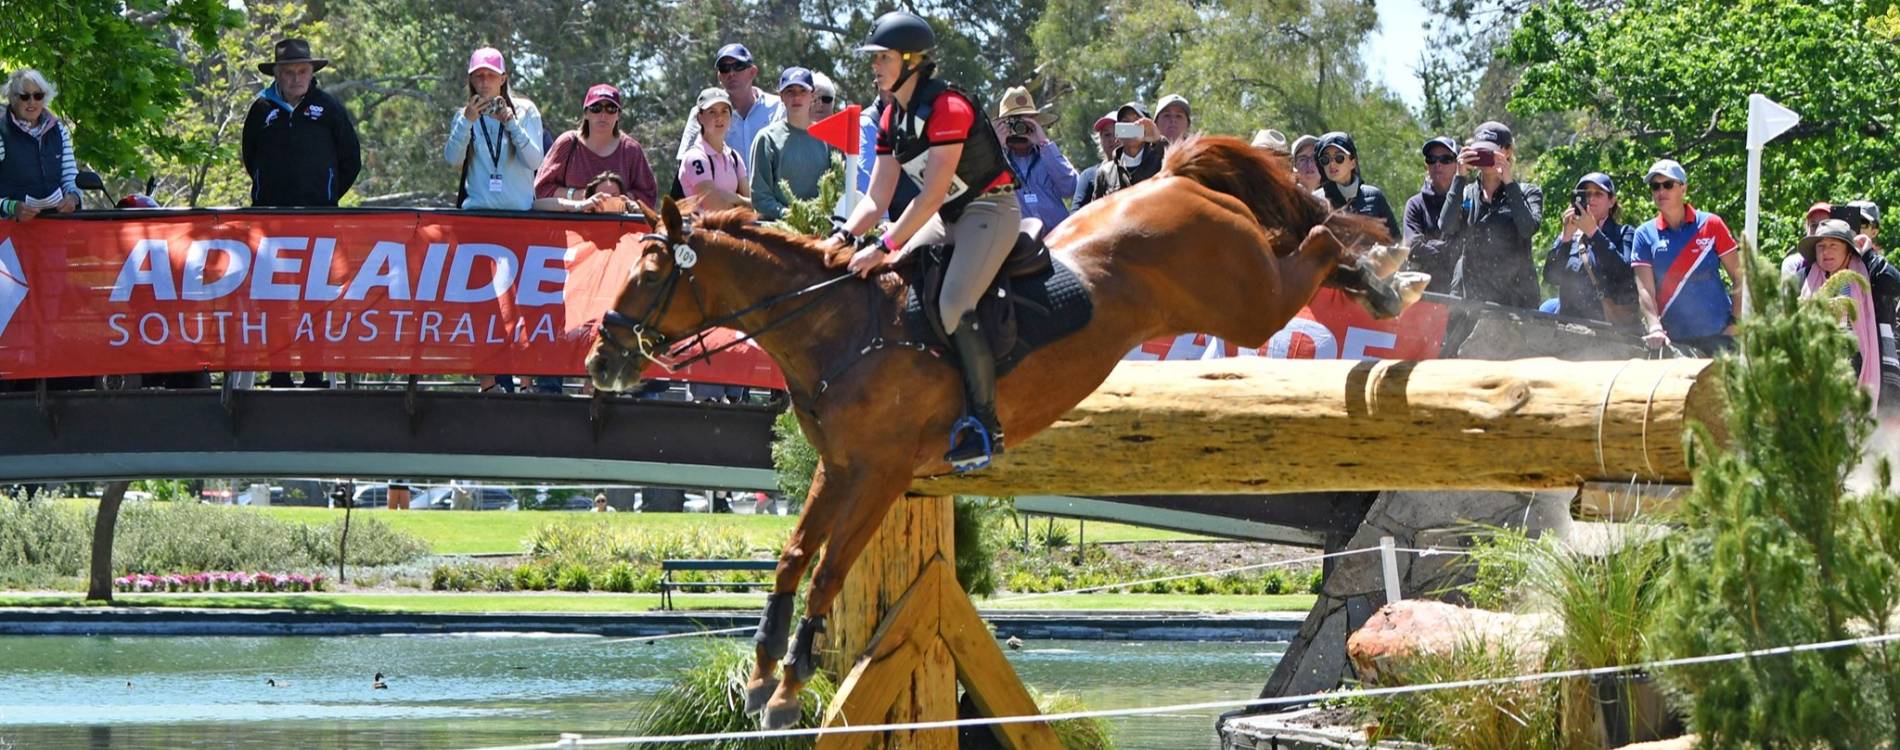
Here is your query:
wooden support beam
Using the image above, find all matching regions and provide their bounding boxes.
[915,357,1725,497]
[819,499,1061,750]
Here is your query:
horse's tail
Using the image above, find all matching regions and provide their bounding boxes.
[1159,136,1389,251]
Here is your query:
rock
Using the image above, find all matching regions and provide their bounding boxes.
[1346,600,1557,685]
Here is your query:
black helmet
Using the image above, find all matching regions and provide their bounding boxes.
[857,11,936,54]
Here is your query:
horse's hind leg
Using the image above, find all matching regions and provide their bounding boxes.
[759,467,913,729]
[744,461,846,714]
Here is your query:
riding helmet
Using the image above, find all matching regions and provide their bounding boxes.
[857,12,936,55]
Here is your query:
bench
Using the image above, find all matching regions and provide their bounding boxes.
[658,559,778,610]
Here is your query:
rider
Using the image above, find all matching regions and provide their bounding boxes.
[833,11,1020,471]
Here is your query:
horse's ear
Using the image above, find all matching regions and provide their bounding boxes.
[634,199,659,227]
[660,196,686,242]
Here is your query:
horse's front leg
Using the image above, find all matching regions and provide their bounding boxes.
[744,460,847,715]
[758,464,915,729]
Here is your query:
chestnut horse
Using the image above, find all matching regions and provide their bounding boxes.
[587,137,1419,727]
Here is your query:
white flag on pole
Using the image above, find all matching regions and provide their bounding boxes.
[1746,94,1800,150]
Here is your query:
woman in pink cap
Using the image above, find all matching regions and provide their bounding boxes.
[444,46,544,210]
[532,83,658,212]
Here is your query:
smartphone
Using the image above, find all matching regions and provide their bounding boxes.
[1471,150,1496,168]
[1831,204,1868,234]
[1113,122,1144,140]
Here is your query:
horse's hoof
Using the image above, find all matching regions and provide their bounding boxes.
[1394,272,1430,309]
[743,676,779,716]
[760,695,803,730]
[1365,243,1410,280]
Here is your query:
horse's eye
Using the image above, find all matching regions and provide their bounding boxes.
[639,269,660,284]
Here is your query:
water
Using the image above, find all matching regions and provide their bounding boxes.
[0,635,1281,749]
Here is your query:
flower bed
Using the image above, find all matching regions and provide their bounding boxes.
[113,571,328,593]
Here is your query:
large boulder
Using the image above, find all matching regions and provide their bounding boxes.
[1346,599,1557,685]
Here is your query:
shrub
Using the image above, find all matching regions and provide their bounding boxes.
[1362,637,1560,750]
[600,561,637,593]
[513,564,549,591]
[637,640,836,749]
[954,496,1010,598]
[554,562,592,592]
[1031,687,1118,750]
[770,409,819,509]
[1261,569,1288,595]
[1304,568,1324,594]
[633,568,664,593]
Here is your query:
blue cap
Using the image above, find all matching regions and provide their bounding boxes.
[1576,172,1615,197]
[777,67,814,93]
[715,43,753,65]
[1644,159,1687,185]
[1421,136,1458,156]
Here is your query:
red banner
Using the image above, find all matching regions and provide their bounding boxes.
[0,210,785,388]
[0,212,1450,388]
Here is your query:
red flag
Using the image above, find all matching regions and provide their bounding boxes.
[809,104,861,154]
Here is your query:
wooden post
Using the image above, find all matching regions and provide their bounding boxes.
[818,496,1060,750]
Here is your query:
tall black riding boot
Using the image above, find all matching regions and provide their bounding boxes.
[944,313,1004,472]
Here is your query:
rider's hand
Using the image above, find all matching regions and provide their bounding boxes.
[847,245,886,277]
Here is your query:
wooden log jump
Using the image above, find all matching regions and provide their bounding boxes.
[915,357,1725,497]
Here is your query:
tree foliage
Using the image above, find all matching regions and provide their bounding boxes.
[1504,0,1900,259]
[0,0,239,179]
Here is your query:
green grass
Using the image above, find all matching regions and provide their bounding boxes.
[0,591,1313,614]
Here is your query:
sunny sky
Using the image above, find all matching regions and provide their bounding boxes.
[1365,0,1431,112]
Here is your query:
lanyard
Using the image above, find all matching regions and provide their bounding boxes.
[477,116,504,173]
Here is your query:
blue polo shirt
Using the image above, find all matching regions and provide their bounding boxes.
[1630,205,1738,340]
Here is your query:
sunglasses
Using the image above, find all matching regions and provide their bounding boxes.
[1320,154,1352,166]
[716,60,751,74]
[1294,156,1317,169]
[1648,180,1680,192]
[818,96,835,105]
[586,103,619,114]
[1424,154,1457,165]
[14,92,45,101]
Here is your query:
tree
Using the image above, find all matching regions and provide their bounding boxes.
[1504,0,1900,259]
[0,0,238,180]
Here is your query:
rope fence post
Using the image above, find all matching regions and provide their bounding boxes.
[1379,536,1401,605]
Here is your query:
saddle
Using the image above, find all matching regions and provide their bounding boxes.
[899,219,1094,377]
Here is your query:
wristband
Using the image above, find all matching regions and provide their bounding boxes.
[880,234,898,254]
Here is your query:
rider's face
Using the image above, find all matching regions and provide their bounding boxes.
[870,50,903,93]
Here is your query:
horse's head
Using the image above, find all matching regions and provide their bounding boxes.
[587,197,707,392]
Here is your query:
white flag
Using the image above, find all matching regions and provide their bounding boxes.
[1746,94,1800,150]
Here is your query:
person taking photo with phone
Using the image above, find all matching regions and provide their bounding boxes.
[445,47,544,210]
[1543,172,1637,326]
[1082,101,1165,204]
[1438,121,1543,310]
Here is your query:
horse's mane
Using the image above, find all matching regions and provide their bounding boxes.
[1160,136,1390,248]
[692,208,853,272]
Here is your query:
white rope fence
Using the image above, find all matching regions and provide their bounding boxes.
[456,629,1900,750]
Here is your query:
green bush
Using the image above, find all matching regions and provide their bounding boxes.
[1304,568,1325,594]
[526,519,755,569]
[554,562,592,592]
[1032,687,1118,750]
[429,563,472,592]
[770,409,819,508]
[633,568,664,593]
[637,640,836,749]
[954,497,1010,598]
[1261,569,1289,595]
[600,561,637,593]
[513,564,549,591]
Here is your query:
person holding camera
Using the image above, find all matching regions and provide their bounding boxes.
[1630,159,1745,354]
[1313,131,1401,242]
[1402,136,1461,293]
[992,86,1077,229]
[1437,121,1543,310]
[444,47,545,210]
[1542,172,1637,325]
[1083,102,1165,204]
[1788,218,1900,411]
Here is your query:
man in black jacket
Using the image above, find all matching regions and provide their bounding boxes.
[241,39,361,208]
[1313,131,1401,242]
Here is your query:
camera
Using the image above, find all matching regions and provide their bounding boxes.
[1005,117,1035,137]
[1831,204,1869,235]
[482,96,506,115]
[1113,121,1145,140]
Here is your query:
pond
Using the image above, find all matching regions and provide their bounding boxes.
[0,634,1282,749]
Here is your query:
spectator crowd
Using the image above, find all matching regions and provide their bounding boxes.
[1,33,1894,411]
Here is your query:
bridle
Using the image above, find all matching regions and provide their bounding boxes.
[596,227,855,375]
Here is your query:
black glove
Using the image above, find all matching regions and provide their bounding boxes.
[828,223,856,246]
